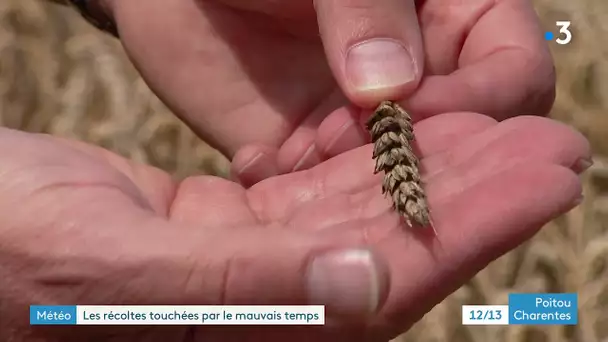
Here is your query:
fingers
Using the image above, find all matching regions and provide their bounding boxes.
[316,103,370,158]
[276,90,348,174]
[232,102,370,188]
[405,111,497,157]
[248,115,590,224]
[314,0,424,107]
[231,144,279,188]
[284,116,591,231]
[415,117,589,210]
[247,112,496,221]
[411,0,555,120]
[422,115,592,179]
[232,91,351,187]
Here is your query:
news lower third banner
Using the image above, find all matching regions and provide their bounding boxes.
[30,305,324,325]
[462,293,578,325]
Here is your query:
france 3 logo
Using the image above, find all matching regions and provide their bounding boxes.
[545,21,572,45]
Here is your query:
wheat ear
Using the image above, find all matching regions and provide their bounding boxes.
[367,101,432,229]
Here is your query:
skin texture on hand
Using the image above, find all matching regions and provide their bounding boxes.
[0,114,589,342]
[104,0,555,186]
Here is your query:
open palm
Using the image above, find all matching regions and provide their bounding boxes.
[113,0,555,186]
[0,114,587,342]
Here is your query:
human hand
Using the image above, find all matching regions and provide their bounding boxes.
[100,0,555,186]
[0,114,587,342]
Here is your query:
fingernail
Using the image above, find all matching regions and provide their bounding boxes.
[238,152,264,174]
[293,144,321,172]
[235,152,278,187]
[346,38,416,93]
[573,158,593,174]
[324,121,367,157]
[307,249,387,318]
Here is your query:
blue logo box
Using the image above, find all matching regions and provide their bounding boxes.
[508,293,577,325]
[30,305,77,325]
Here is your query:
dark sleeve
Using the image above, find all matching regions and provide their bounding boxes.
[48,0,118,38]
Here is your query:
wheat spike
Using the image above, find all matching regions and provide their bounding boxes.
[367,101,431,229]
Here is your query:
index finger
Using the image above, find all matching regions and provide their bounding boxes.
[406,0,555,121]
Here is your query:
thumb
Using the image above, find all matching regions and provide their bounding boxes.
[117,223,390,320]
[314,0,424,108]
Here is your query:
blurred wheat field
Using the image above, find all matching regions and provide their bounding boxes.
[0,1,606,341]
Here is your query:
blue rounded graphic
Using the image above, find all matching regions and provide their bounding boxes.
[544,31,554,41]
